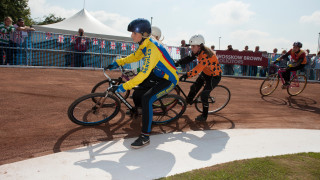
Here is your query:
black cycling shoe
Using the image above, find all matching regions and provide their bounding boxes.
[195,115,207,122]
[131,134,150,149]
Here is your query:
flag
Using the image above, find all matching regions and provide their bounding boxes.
[92,38,99,45]
[121,43,127,50]
[110,41,116,50]
[176,48,180,54]
[70,35,76,43]
[58,35,64,43]
[45,32,52,40]
[81,38,86,45]
[100,40,105,48]
[131,44,136,51]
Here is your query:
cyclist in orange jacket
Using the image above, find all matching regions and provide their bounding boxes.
[175,34,222,121]
[274,42,307,88]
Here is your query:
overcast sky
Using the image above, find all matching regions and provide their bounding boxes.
[29,0,320,53]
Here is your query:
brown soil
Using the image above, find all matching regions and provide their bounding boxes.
[0,67,319,165]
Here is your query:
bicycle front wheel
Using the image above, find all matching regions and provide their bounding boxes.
[152,94,187,124]
[287,75,307,96]
[195,85,231,114]
[260,74,279,96]
[68,93,121,126]
[91,79,130,99]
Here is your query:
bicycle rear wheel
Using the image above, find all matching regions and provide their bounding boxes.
[91,79,130,99]
[195,85,231,114]
[287,75,307,96]
[260,74,279,96]
[152,94,187,124]
[68,93,121,126]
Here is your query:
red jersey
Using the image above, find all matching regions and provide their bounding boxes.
[286,49,307,64]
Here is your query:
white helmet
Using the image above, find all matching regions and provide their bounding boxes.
[151,26,161,40]
[189,34,205,45]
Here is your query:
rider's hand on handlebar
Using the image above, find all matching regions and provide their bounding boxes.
[106,61,119,70]
[111,84,126,93]
[179,74,188,82]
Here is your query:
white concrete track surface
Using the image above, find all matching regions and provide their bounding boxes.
[1,129,320,180]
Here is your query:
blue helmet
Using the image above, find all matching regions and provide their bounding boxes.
[293,41,302,48]
[127,18,151,35]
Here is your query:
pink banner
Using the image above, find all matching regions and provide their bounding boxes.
[216,50,268,66]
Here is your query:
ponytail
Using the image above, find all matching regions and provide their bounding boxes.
[200,44,214,58]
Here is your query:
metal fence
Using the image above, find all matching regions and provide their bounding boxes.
[0,31,319,80]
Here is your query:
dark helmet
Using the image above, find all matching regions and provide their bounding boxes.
[293,41,302,48]
[127,18,151,35]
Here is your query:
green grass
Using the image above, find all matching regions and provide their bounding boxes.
[158,152,320,180]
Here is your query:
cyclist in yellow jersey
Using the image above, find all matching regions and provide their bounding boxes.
[107,18,179,149]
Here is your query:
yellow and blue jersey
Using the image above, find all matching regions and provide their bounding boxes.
[116,37,179,91]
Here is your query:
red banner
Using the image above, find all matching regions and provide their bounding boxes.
[216,50,268,67]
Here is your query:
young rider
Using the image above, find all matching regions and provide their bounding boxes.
[108,18,179,149]
[273,42,307,88]
[175,34,222,121]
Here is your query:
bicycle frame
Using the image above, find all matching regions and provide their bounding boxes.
[275,65,299,87]
[174,80,204,104]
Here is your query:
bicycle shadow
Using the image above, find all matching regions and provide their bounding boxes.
[260,95,288,106]
[287,96,320,115]
[71,129,230,179]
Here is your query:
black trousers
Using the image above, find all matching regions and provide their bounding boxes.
[132,73,174,134]
[282,64,305,83]
[187,72,221,116]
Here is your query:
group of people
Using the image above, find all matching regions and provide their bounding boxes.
[0,17,35,65]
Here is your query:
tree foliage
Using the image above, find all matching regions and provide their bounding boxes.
[0,0,33,25]
[34,14,65,25]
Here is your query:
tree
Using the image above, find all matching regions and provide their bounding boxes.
[34,14,65,25]
[0,0,33,25]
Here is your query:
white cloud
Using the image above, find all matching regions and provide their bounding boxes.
[230,29,291,52]
[208,0,255,25]
[89,11,131,34]
[300,11,320,25]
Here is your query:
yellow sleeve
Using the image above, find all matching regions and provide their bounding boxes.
[122,48,160,90]
[116,49,144,66]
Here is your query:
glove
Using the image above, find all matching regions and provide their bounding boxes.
[174,60,180,67]
[288,64,293,68]
[115,84,126,93]
[179,74,188,82]
[107,61,119,70]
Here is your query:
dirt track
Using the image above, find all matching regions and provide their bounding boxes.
[0,67,319,165]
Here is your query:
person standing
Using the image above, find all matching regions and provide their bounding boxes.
[0,17,15,65]
[312,51,320,81]
[74,28,89,67]
[180,40,190,72]
[11,18,35,64]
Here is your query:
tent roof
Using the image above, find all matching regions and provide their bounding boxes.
[33,9,132,42]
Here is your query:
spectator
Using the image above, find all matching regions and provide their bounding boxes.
[74,28,89,67]
[211,45,215,53]
[10,18,35,65]
[304,49,312,79]
[241,45,251,76]
[223,45,234,75]
[312,51,320,81]
[249,46,259,76]
[180,40,190,72]
[278,50,290,68]
[0,17,15,65]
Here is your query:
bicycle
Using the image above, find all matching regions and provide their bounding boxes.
[91,66,180,98]
[260,64,307,96]
[175,75,231,114]
[68,67,187,126]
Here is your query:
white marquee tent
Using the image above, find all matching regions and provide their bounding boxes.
[33,9,132,42]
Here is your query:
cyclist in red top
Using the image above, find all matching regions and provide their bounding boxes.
[273,41,307,87]
[175,34,222,121]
